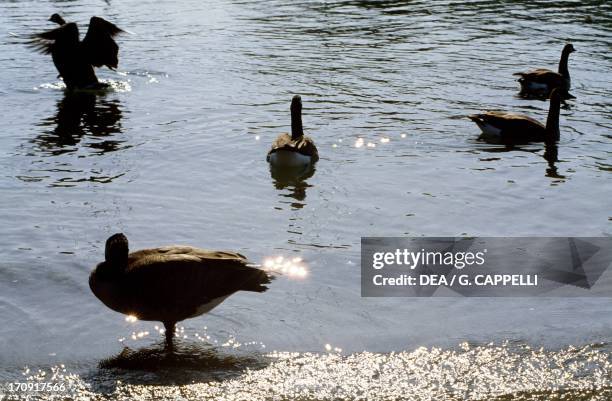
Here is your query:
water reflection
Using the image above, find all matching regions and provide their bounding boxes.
[543,140,564,180]
[16,92,128,186]
[477,140,566,181]
[269,165,316,209]
[98,343,268,385]
[33,92,125,156]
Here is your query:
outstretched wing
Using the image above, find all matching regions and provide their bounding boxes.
[28,22,79,55]
[81,16,123,69]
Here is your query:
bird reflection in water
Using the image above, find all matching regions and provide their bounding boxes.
[477,139,566,181]
[543,140,564,180]
[34,91,124,156]
[270,164,316,209]
[99,343,268,383]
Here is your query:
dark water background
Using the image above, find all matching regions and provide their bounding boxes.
[0,0,611,399]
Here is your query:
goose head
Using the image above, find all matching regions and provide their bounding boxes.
[563,43,576,54]
[291,95,302,112]
[49,13,66,25]
[105,232,129,268]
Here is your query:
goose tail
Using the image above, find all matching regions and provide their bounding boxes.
[467,114,482,123]
[242,267,275,293]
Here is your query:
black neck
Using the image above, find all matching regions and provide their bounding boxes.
[558,51,570,79]
[98,260,126,279]
[546,96,561,142]
[291,107,303,140]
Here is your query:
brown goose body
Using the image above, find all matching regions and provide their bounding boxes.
[267,95,319,166]
[514,44,575,97]
[89,234,273,347]
[267,133,319,164]
[29,15,123,90]
[469,89,561,144]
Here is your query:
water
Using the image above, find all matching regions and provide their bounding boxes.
[1,0,611,399]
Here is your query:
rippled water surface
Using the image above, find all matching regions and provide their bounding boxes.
[1,0,611,399]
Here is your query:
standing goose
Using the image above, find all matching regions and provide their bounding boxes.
[514,44,576,97]
[28,16,124,90]
[469,88,561,144]
[89,233,274,348]
[267,95,319,167]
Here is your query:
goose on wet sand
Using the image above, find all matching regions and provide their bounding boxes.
[267,95,319,167]
[89,233,274,348]
[469,88,561,144]
[513,43,575,97]
[28,15,124,90]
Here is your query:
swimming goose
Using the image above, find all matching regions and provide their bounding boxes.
[469,88,561,144]
[29,16,124,90]
[89,233,273,348]
[513,44,575,97]
[267,95,319,167]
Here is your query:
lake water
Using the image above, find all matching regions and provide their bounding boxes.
[0,0,611,399]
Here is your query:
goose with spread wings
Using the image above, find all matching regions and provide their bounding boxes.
[29,15,124,90]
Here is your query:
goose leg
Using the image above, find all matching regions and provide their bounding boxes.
[163,321,176,350]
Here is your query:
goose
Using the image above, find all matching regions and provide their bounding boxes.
[513,44,576,97]
[469,88,561,144]
[267,95,319,167]
[89,233,274,348]
[28,15,124,90]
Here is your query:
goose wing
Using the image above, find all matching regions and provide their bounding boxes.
[28,22,80,55]
[513,69,564,87]
[469,111,544,134]
[81,16,123,69]
[268,133,319,160]
[124,247,272,317]
[268,133,293,151]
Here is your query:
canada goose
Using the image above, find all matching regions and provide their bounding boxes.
[469,88,561,144]
[89,233,273,348]
[267,95,319,167]
[28,15,124,90]
[513,44,576,97]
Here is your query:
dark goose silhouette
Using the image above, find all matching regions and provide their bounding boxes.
[29,15,124,90]
[469,88,561,144]
[514,44,576,97]
[267,95,319,167]
[49,13,66,26]
[89,234,273,348]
